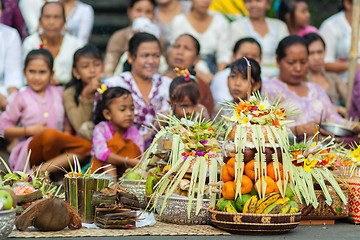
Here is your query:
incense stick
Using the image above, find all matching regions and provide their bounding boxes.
[243,57,251,100]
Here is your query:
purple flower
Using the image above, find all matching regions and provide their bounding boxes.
[200,140,208,144]
[195,150,206,156]
[28,175,32,182]
[184,155,188,161]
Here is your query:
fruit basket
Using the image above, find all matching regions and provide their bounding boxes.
[208,207,301,234]
[155,195,210,224]
[0,208,17,239]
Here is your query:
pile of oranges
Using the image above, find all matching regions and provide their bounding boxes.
[221,157,285,200]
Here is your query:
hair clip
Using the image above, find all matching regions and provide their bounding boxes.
[97,84,107,95]
[174,67,195,81]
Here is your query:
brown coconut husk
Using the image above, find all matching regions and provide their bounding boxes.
[15,197,82,231]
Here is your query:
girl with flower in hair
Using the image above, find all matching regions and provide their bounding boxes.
[90,86,144,178]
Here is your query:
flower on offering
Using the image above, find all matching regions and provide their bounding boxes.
[150,113,224,218]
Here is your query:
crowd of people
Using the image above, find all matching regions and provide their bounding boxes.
[0,0,359,179]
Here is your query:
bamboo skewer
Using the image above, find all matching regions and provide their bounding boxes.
[346,0,360,118]
[243,57,251,100]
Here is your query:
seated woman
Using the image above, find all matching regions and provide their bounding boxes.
[164,34,214,115]
[211,37,262,108]
[0,2,22,111]
[230,0,289,78]
[22,1,83,85]
[153,0,192,51]
[0,49,91,173]
[104,0,158,76]
[303,33,347,116]
[278,0,317,36]
[319,0,359,80]
[60,0,94,45]
[262,35,358,137]
[63,44,103,139]
[171,0,231,76]
[105,32,172,147]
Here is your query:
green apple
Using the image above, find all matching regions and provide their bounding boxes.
[216,198,225,209]
[285,187,294,199]
[145,175,158,195]
[0,190,13,210]
[125,172,142,180]
[235,194,251,212]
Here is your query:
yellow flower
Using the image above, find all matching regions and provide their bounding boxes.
[303,158,318,172]
[350,147,360,160]
[97,84,107,94]
[241,114,252,127]
[258,101,270,111]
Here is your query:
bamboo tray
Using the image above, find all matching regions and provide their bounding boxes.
[208,207,301,234]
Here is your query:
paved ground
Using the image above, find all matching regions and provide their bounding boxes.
[8,221,360,240]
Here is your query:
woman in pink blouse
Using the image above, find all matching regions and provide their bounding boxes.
[262,35,358,137]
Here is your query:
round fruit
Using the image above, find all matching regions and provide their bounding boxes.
[227,157,236,178]
[221,165,234,182]
[235,194,251,212]
[243,148,255,163]
[125,172,142,180]
[162,165,172,173]
[233,175,253,194]
[244,159,256,180]
[267,161,283,181]
[222,181,236,200]
[255,176,275,195]
[0,190,13,210]
[274,179,284,193]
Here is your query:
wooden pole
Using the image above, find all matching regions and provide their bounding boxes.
[346,0,360,118]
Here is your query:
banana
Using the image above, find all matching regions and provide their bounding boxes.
[224,200,238,213]
[279,204,291,214]
[243,195,258,213]
[288,206,299,213]
[217,198,225,209]
[273,197,291,208]
[255,192,281,214]
[263,203,283,214]
[288,200,299,209]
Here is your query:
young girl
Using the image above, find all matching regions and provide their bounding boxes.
[227,57,262,104]
[104,0,157,76]
[91,87,144,178]
[278,0,318,36]
[230,0,288,78]
[63,44,103,139]
[169,71,210,120]
[0,49,92,172]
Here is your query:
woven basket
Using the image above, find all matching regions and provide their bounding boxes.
[341,176,360,224]
[208,207,301,234]
[155,195,210,225]
[295,188,349,220]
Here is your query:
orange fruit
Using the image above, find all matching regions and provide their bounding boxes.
[244,159,256,180]
[221,165,234,182]
[227,157,236,178]
[162,165,172,173]
[233,175,253,194]
[222,181,236,200]
[267,161,283,181]
[255,176,275,195]
[274,179,285,193]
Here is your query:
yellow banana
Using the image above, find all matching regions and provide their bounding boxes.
[288,206,299,213]
[279,204,291,214]
[273,197,291,208]
[255,192,281,214]
[263,203,283,214]
[243,195,258,213]
[224,201,238,213]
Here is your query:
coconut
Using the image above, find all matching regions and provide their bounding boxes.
[15,197,82,231]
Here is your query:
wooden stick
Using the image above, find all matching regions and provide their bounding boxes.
[346,0,360,118]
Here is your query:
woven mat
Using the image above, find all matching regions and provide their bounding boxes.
[9,221,230,238]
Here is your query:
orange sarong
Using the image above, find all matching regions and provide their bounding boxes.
[90,132,141,176]
[28,129,92,167]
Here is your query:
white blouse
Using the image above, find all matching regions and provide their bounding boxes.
[22,33,83,84]
[170,13,231,65]
[229,17,288,77]
[105,72,172,136]
[65,1,94,45]
[0,24,22,96]
[19,0,44,34]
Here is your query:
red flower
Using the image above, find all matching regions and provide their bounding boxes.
[39,43,44,49]
[251,106,258,110]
